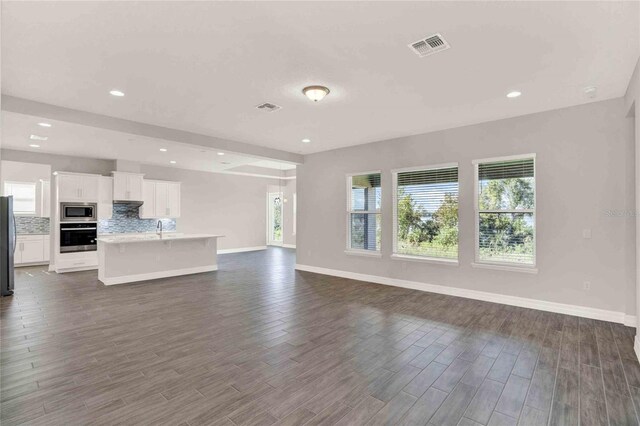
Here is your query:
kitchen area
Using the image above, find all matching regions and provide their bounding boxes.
[1,160,222,294]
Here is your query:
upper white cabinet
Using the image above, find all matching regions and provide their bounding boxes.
[112,172,144,202]
[57,173,100,202]
[139,180,181,218]
[139,180,156,219]
[98,176,113,220]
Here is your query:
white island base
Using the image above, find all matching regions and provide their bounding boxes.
[97,234,222,285]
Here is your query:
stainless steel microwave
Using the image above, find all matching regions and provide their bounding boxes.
[60,202,97,222]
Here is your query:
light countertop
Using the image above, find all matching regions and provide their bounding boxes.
[97,233,223,244]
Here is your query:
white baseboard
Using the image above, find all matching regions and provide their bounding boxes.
[283,244,296,249]
[625,315,637,327]
[218,246,267,254]
[100,265,217,285]
[295,264,635,326]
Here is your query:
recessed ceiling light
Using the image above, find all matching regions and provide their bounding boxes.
[110,90,125,97]
[217,152,225,156]
[302,85,330,102]
[29,144,40,148]
[30,134,48,141]
[37,122,52,128]
[302,138,311,143]
[159,148,168,152]
[506,91,522,98]
[169,160,176,164]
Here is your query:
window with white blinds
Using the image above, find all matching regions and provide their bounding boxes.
[4,181,37,215]
[475,155,536,266]
[347,172,381,252]
[393,164,459,260]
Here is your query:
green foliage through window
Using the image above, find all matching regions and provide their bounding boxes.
[395,167,458,259]
[477,158,535,265]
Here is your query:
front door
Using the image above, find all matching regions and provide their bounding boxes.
[267,192,283,246]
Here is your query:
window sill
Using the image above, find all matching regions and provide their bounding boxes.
[391,254,459,266]
[344,250,382,258]
[471,262,538,274]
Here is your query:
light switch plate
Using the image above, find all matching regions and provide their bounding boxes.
[583,229,592,239]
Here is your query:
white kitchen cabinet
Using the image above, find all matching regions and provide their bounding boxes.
[167,182,181,218]
[15,235,49,265]
[155,181,181,218]
[57,173,100,202]
[112,172,144,202]
[57,174,82,201]
[139,180,156,219]
[98,176,113,220]
[139,180,181,218]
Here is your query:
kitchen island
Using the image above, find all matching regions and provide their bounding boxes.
[97,233,223,285]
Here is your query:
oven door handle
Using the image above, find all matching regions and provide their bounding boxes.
[61,227,97,231]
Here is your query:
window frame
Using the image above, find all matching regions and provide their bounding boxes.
[4,180,38,216]
[346,170,382,257]
[391,162,460,265]
[473,153,537,271]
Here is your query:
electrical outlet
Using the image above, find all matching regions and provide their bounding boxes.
[583,281,591,290]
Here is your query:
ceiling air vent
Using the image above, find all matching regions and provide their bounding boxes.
[408,33,450,58]
[255,102,282,112]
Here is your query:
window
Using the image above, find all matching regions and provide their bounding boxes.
[474,155,536,267]
[347,172,381,253]
[4,181,37,215]
[393,164,459,261]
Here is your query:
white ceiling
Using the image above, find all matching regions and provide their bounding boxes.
[1,1,639,156]
[1,112,295,173]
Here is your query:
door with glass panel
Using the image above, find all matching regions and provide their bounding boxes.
[267,192,283,246]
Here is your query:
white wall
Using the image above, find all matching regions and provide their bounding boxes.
[297,98,635,320]
[139,164,272,251]
[624,57,640,346]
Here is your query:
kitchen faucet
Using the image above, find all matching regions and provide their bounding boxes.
[156,220,163,236]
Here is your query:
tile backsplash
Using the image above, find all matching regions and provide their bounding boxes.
[98,204,176,234]
[15,216,50,235]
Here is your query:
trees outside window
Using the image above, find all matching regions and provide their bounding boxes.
[393,165,458,260]
[475,156,535,266]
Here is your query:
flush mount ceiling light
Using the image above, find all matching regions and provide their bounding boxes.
[169,160,176,164]
[301,138,311,143]
[217,152,225,156]
[29,144,40,148]
[110,89,125,97]
[506,91,522,98]
[302,85,330,102]
[30,134,48,141]
[159,148,168,152]
[38,122,52,128]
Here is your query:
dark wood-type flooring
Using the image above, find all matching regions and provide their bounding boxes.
[2,247,640,425]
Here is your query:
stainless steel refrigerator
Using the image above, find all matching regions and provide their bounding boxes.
[1,196,16,297]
